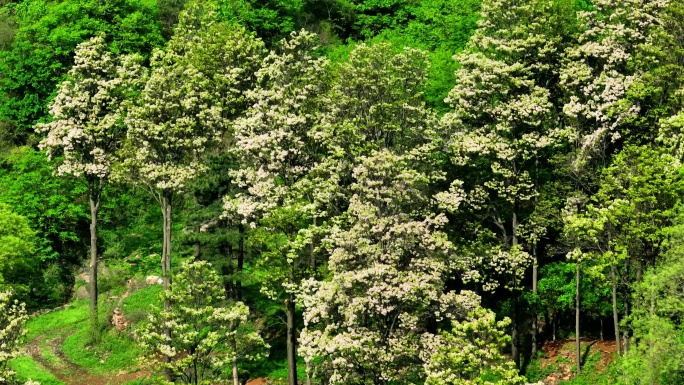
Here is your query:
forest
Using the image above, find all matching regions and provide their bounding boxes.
[1,0,684,384]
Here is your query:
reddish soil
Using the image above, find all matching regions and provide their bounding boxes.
[537,339,617,384]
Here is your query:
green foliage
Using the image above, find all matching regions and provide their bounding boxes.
[0,147,87,308]
[9,356,63,385]
[0,204,37,302]
[121,284,162,324]
[0,0,164,144]
[139,261,268,385]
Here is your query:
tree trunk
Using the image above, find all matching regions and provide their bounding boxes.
[600,318,604,341]
[635,259,643,313]
[575,261,581,375]
[310,217,317,276]
[161,191,174,382]
[623,258,630,354]
[232,330,239,385]
[611,262,621,357]
[225,242,234,300]
[287,293,298,385]
[237,224,245,302]
[510,210,520,369]
[649,281,655,385]
[89,189,100,336]
[531,243,539,357]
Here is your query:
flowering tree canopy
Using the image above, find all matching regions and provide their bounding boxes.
[139,260,267,385]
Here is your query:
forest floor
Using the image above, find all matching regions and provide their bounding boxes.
[530,338,618,384]
[22,333,148,385]
[11,282,151,385]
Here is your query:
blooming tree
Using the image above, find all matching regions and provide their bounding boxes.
[559,0,670,366]
[36,35,145,333]
[422,308,523,385]
[0,290,28,385]
[122,1,264,299]
[223,30,328,385]
[300,150,521,385]
[559,0,669,169]
[139,261,267,385]
[300,42,519,385]
[441,0,566,366]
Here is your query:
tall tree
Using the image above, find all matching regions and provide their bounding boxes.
[559,0,670,361]
[36,35,145,335]
[121,1,264,304]
[224,30,328,385]
[441,0,567,367]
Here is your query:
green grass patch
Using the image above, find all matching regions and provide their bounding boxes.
[121,284,162,324]
[61,320,143,374]
[9,356,64,385]
[25,300,90,340]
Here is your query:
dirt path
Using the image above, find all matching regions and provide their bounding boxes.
[24,334,148,385]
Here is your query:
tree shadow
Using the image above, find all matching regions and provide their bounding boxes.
[580,340,598,368]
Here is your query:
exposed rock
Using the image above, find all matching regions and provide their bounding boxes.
[74,285,89,300]
[112,307,128,331]
[146,275,163,285]
[77,273,90,283]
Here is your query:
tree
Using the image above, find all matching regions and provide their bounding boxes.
[224,29,328,385]
[558,0,669,365]
[139,260,268,385]
[36,34,145,335]
[0,147,88,308]
[620,216,684,384]
[422,308,524,385]
[300,149,522,385]
[441,0,567,367]
[121,1,264,303]
[0,290,28,385]
[0,0,164,144]
[0,204,37,304]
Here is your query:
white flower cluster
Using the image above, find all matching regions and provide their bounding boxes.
[0,291,28,385]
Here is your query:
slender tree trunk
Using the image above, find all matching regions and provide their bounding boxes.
[649,281,655,385]
[287,293,298,385]
[600,318,604,341]
[237,224,244,302]
[575,260,581,375]
[225,242,234,300]
[531,158,539,358]
[531,243,539,357]
[161,190,173,382]
[635,259,643,313]
[161,191,173,310]
[310,217,317,276]
[623,258,630,354]
[611,262,621,357]
[511,210,520,369]
[232,329,239,385]
[89,188,100,336]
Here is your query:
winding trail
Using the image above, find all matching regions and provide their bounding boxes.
[24,333,148,385]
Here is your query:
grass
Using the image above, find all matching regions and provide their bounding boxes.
[560,352,619,385]
[62,327,143,374]
[17,291,145,379]
[121,284,162,324]
[24,300,90,340]
[10,356,64,385]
